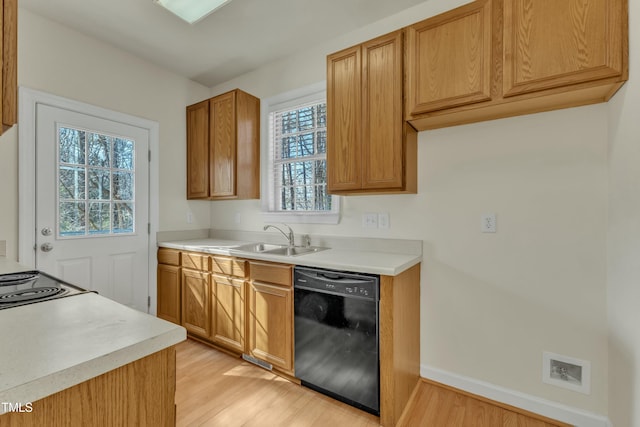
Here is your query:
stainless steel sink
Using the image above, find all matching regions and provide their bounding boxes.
[262,246,327,256]
[231,242,327,257]
[233,242,285,253]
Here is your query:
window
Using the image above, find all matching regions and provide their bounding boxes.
[57,125,136,237]
[262,83,339,224]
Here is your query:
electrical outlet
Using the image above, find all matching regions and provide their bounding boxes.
[481,213,497,233]
[362,213,378,229]
[234,212,241,224]
[186,211,193,224]
[378,212,390,229]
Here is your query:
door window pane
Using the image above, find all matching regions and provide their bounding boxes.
[57,125,136,238]
[114,138,134,170]
[59,128,85,164]
[59,167,85,200]
[59,202,86,236]
[87,133,111,167]
[88,169,111,200]
[88,202,111,234]
[113,172,134,200]
[113,203,134,233]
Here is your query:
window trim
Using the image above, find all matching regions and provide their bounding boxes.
[260,82,340,224]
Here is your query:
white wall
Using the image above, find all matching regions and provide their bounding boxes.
[210,0,610,416]
[0,8,212,261]
[607,0,640,425]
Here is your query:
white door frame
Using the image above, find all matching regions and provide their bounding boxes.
[18,87,160,314]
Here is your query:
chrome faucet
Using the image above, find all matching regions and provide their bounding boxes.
[264,223,295,248]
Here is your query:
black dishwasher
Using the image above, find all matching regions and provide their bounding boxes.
[294,266,380,415]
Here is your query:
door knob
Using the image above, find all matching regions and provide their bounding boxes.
[40,243,54,252]
[41,227,52,236]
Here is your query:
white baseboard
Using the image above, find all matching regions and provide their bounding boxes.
[421,364,611,427]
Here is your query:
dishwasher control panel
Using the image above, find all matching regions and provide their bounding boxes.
[294,266,379,301]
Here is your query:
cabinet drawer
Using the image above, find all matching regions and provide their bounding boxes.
[158,248,180,266]
[212,256,247,277]
[249,261,292,287]
[182,252,210,271]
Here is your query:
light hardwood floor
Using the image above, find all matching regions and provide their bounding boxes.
[175,339,570,427]
[175,339,381,426]
[397,379,572,427]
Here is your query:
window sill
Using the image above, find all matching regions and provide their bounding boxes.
[261,211,340,225]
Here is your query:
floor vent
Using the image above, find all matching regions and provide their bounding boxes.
[242,354,273,371]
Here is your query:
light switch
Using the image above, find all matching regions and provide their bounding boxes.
[481,213,497,233]
[362,213,378,229]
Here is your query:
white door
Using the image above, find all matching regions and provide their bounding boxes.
[35,103,150,312]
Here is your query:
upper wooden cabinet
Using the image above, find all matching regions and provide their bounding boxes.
[0,0,17,136]
[406,0,628,130]
[186,89,260,200]
[406,0,494,115]
[502,0,626,97]
[327,30,417,195]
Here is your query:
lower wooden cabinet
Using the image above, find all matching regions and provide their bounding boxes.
[157,250,360,382]
[247,261,294,374]
[211,274,246,353]
[181,268,211,339]
[247,281,293,373]
[157,263,181,324]
[157,248,181,325]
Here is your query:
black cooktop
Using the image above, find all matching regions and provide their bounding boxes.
[0,270,88,310]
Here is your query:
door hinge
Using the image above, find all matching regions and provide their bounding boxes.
[148,296,151,308]
[148,223,151,235]
[148,150,151,162]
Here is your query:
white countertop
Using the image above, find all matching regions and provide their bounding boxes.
[0,292,186,413]
[159,238,422,276]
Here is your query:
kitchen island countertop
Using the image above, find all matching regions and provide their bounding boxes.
[0,289,186,414]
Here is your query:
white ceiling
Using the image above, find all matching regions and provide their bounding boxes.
[20,0,427,88]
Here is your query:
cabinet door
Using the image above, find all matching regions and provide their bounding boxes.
[362,31,404,190]
[406,0,493,115]
[181,268,211,338]
[327,45,362,192]
[503,0,625,97]
[210,91,236,198]
[211,274,245,352]
[186,100,210,199]
[2,0,17,133]
[247,281,293,373]
[157,264,181,325]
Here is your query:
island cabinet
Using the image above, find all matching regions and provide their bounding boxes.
[406,0,628,130]
[157,248,181,325]
[246,261,294,375]
[0,347,177,427]
[186,89,260,200]
[327,30,417,195]
[0,0,17,136]
[210,256,247,353]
